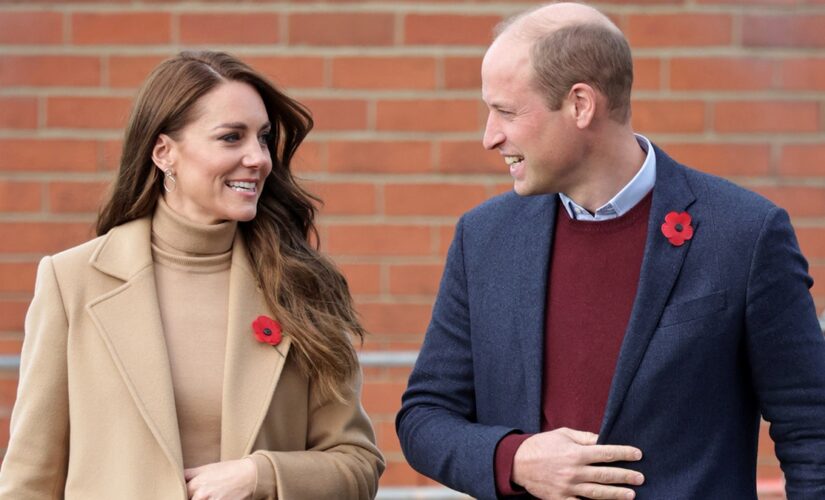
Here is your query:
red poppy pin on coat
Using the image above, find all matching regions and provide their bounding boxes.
[252,315,282,346]
[661,211,694,247]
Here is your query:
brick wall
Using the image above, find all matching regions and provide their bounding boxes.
[1,1,824,497]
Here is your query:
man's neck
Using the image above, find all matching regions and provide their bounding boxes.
[564,129,647,213]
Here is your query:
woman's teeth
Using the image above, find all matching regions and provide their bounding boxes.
[226,181,256,192]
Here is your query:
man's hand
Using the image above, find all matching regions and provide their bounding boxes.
[512,427,644,500]
[184,458,257,500]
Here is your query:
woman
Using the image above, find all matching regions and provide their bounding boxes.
[0,51,384,500]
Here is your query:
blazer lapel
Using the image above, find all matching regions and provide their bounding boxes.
[220,234,291,459]
[600,149,698,439]
[513,195,557,432]
[85,217,184,471]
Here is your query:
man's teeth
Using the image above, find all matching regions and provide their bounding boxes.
[227,181,256,192]
[505,156,524,166]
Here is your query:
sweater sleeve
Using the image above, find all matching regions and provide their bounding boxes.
[494,433,533,496]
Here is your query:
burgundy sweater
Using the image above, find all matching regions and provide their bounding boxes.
[494,193,652,495]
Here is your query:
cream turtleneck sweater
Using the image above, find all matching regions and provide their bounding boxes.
[151,198,275,499]
[152,197,235,468]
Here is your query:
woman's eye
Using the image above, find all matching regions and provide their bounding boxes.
[258,131,273,145]
[220,133,240,143]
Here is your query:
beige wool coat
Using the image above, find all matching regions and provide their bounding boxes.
[0,216,384,500]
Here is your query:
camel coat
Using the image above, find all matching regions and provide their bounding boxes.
[0,216,384,500]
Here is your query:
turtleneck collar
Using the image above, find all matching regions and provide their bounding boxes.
[151,196,237,256]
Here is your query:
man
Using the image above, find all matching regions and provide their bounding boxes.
[396,3,825,499]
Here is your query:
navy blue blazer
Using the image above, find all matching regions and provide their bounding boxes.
[396,146,825,499]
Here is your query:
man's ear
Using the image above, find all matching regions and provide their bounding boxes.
[152,133,175,173]
[568,83,597,129]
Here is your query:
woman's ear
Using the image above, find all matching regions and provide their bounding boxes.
[152,134,175,173]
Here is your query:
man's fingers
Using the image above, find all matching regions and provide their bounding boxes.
[572,482,637,500]
[560,427,599,445]
[580,444,643,463]
[578,465,644,486]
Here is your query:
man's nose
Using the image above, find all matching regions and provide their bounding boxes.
[482,115,504,150]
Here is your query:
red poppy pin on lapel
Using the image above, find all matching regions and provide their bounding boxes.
[661,211,694,247]
[252,315,283,347]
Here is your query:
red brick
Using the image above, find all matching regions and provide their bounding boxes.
[779,144,825,177]
[439,140,503,174]
[744,15,825,48]
[0,301,27,332]
[0,97,37,129]
[797,227,825,259]
[377,100,481,132]
[362,380,405,414]
[357,302,432,335]
[48,181,109,214]
[109,55,166,88]
[631,100,706,133]
[338,263,380,296]
[660,143,771,177]
[810,264,825,306]
[47,96,132,130]
[0,139,97,172]
[0,11,62,44]
[752,186,825,218]
[389,264,443,295]
[634,58,660,91]
[245,56,325,89]
[0,339,23,355]
[670,58,774,91]
[384,184,488,216]
[374,420,401,453]
[332,57,436,90]
[714,101,819,133]
[0,56,100,87]
[0,181,42,213]
[72,12,171,45]
[0,379,17,409]
[0,222,94,253]
[292,140,323,173]
[779,58,825,91]
[405,14,499,45]
[101,140,123,172]
[326,225,432,257]
[301,99,367,131]
[0,263,37,294]
[444,57,482,90]
[328,141,432,173]
[306,182,376,216]
[627,14,732,47]
[438,224,456,256]
[289,13,394,46]
[179,13,279,44]
[379,460,423,487]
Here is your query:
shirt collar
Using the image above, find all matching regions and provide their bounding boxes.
[559,134,656,221]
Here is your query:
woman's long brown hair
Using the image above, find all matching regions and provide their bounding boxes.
[97,51,364,401]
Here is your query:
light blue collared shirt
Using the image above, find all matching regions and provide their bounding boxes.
[559,134,656,221]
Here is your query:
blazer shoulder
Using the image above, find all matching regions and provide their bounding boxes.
[461,190,555,231]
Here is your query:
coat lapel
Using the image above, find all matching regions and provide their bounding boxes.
[85,217,184,471]
[513,195,557,432]
[220,234,291,459]
[599,148,698,439]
